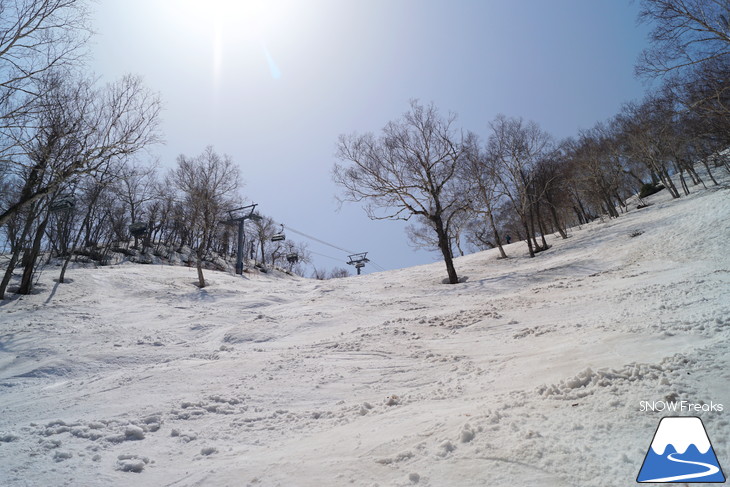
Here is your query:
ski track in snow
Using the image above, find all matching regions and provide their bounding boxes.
[0,168,729,486]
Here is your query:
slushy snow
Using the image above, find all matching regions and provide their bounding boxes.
[0,168,728,486]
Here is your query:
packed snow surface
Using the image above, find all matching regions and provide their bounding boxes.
[1,174,729,486]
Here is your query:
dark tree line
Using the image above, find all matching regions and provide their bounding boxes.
[0,0,165,297]
[0,0,311,297]
[1,142,312,297]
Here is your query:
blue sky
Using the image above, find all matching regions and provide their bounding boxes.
[90,0,652,275]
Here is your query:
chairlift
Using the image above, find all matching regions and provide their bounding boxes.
[346,252,369,275]
[271,224,286,242]
[286,252,299,264]
[346,252,369,266]
[50,194,75,212]
[129,222,149,237]
[218,204,260,276]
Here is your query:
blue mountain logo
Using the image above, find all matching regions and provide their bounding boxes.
[637,416,726,483]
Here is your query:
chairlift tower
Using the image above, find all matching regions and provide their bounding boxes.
[221,204,262,274]
[346,252,369,275]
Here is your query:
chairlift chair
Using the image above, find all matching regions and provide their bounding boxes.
[347,252,369,275]
[50,194,76,212]
[129,222,149,238]
[286,252,299,264]
[271,224,286,242]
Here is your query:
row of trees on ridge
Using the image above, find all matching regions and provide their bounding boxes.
[334,0,730,283]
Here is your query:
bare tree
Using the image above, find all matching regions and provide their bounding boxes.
[311,266,327,280]
[567,124,628,218]
[334,100,466,284]
[56,162,120,284]
[169,147,242,288]
[114,159,159,248]
[488,115,554,258]
[328,267,350,279]
[0,0,91,131]
[0,0,91,223]
[250,216,277,267]
[637,0,730,78]
[0,74,160,297]
[618,94,686,199]
[636,1,730,178]
[532,154,570,239]
[461,133,509,258]
[666,57,730,178]
[0,74,162,227]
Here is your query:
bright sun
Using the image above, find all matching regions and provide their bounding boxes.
[175,0,269,35]
[165,0,290,82]
[168,0,289,81]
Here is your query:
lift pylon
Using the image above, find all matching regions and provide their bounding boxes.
[346,252,369,275]
[221,204,262,274]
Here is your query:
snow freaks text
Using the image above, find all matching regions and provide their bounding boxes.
[639,400,724,413]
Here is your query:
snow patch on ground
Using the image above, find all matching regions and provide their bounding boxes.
[0,168,728,486]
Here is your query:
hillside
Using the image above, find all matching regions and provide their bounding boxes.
[1,172,729,487]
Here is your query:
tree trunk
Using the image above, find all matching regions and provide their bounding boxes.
[18,212,51,294]
[603,194,619,218]
[434,215,458,284]
[0,205,41,299]
[614,191,627,213]
[59,197,100,283]
[678,169,690,196]
[702,159,719,185]
[488,210,508,259]
[687,165,705,189]
[528,210,540,251]
[549,203,568,239]
[522,218,535,258]
[659,166,680,198]
[196,248,206,288]
[58,252,73,284]
[575,195,590,223]
[536,212,549,250]
[572,206,584,225]
[0,248,22,300]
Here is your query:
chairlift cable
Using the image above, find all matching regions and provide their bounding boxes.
[268,220,380,271]
[308,250,347,263]
[278,224,357,255]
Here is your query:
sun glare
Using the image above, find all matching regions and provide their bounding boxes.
[176,0,268,37]
[172,0,284,80]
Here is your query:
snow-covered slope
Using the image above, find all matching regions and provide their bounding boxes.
[1,173,729,487]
